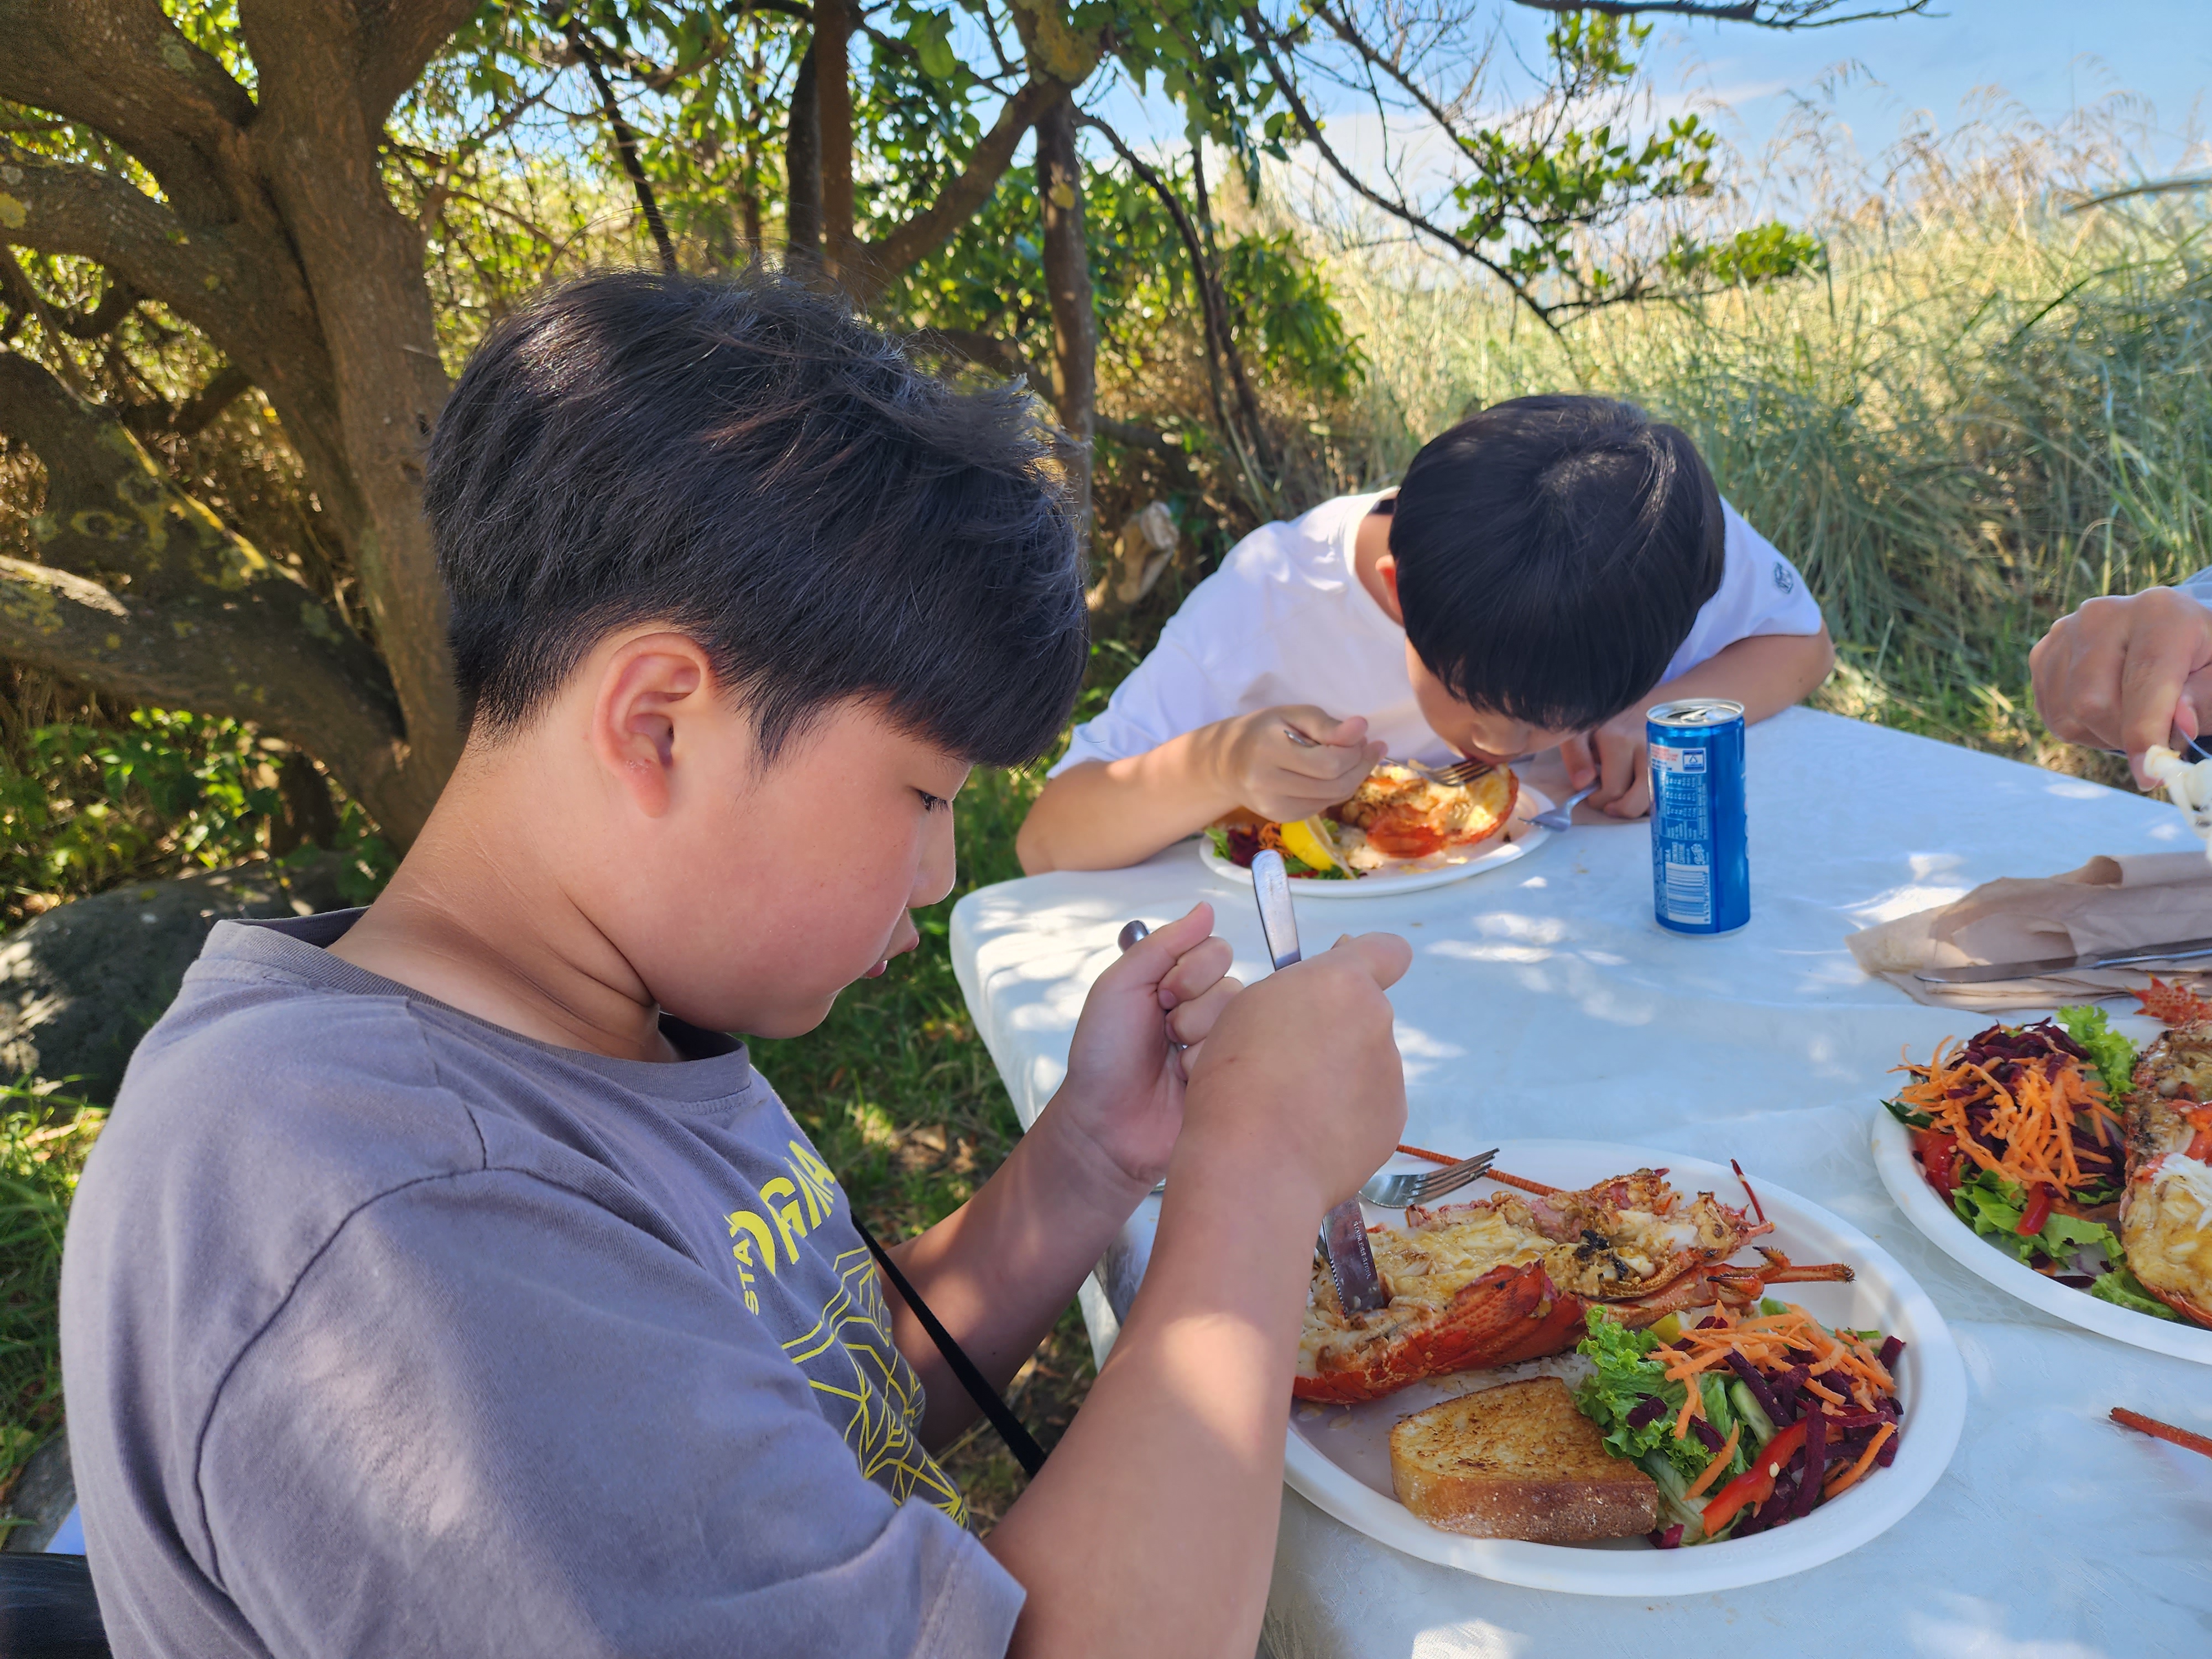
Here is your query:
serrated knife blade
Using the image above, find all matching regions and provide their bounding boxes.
[1249,852,1388,1314]
[1912,935,2212,984]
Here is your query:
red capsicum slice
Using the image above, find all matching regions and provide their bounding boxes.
[1702,1418,1810,1534]
[1912,1129,1960,1201]
[2015,1183,2056,1238]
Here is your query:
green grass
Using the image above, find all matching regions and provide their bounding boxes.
[0,1089,103,1519]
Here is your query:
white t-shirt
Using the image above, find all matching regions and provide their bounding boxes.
[1055,490,1823,773]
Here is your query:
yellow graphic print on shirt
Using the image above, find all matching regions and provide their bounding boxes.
[727,1140,969,1527]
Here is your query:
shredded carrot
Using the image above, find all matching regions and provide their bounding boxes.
[1673,1380,1704,1440]
[1682,1422,1741,1497]
[1893,1031,2114,1198]
[1822,1422,1896,1499]
[1652,1303,1901,1433]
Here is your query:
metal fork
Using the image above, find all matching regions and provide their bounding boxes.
[1384,754,1495,787]
[1280,724,1494,788]
[1359,1149,1497,1208]
[1527,783,1597,832]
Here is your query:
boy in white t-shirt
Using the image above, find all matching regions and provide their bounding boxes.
[1018,395,1834,873]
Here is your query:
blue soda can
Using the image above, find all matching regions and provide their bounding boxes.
[1646,698,1749,935]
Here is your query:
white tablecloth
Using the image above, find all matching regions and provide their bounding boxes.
[950,707,2212,1655]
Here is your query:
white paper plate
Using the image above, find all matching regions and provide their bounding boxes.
[1198,784,1554,898]
[1283,1139,1966,1597]
[1869,1103,2212,1365]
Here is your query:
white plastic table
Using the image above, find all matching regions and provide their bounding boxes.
[950,707,2212,1655]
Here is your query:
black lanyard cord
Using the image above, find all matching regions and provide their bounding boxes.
[854,1218,1048,1477]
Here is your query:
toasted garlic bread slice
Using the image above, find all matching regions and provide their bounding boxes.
[1388,1376,1658,1541]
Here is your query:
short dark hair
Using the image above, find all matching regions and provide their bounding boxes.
[422,269,1087,766]
[1389,394,1726,732]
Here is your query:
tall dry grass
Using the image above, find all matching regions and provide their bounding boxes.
[1318,117,2212,773]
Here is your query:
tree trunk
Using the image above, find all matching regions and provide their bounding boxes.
[785,38,823,267]
[0,0,468,846]
[814,0,857,283]
[1036,91,1097,552]
[0,353,434,838]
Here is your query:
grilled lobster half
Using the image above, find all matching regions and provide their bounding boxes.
[2122,1023,2212,1328]
[1294,1169,1854,1405]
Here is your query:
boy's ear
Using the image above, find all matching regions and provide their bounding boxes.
[1374,553,1405,624]
[588,632,714,819]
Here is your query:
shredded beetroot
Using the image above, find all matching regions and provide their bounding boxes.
[1648,1523,1686,1550]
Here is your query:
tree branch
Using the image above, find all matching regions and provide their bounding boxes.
[1081,114,1277,500]
[0,350,433,837]
[168,363,255,438]
[816,0,858,277]
[0,0,254,225]
[1510,0,1929,23]
[852,75,1063,304]
[357,0,484,124]
[0,140,263,348]
[564,22,679,270]
[1237,9,1561,332]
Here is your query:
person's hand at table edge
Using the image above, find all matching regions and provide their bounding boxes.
[2032,585,2212,785]
[1015,705,1386,874]
[986,930,1410,1659]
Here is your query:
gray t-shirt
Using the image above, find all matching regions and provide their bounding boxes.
[59,912,1024,1657]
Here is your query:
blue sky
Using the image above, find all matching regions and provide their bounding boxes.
[1640,0,2208,173]
[1083,1,2208,199]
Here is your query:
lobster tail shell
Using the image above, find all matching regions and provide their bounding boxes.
[2148,1281,2212,1327]
[1293,1261,1585,1405]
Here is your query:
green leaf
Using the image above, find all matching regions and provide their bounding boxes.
[2089,1262,2183,1321]
[1948,1169,2123,1267]
[2056,1005,2137,1104]
[1882,1095,1934,1129]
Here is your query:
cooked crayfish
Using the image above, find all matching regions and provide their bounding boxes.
[2135,977,2212,1030]
[2122,1022,2212,1328]
[1294,1169,1855,1405]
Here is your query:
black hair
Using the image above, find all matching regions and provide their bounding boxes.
[422,268,1087,767]
[1388,394,1726,732]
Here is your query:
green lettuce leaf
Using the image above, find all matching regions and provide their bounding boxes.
[1949,1169,2122,1267]
[1572,1310,1709,1481]
[2089,1262,2184,1321]
[2056,1004,2138,1104]
[1206,826,1233,862]
[1882,1094,1933,1129]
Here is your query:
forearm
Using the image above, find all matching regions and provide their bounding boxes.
[1016,734,1237,874]
[1651,625,1835,723]
[984,1150,1320,1657]
[885,1091,1149,1445]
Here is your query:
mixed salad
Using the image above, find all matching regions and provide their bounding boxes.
[1574,1302,1905,1547]
[1882,1008,2178,1321]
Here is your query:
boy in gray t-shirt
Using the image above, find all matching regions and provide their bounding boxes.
[60,272,1411,1658]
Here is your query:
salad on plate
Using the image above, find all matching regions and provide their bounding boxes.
[1881,1002,2208,1328]
[1575,1302,1905,1548]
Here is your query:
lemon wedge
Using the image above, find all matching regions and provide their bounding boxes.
[1278,816,1342,873]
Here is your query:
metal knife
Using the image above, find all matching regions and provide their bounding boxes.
[1914,935,2212,984]
[1250,851,1389,1314]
